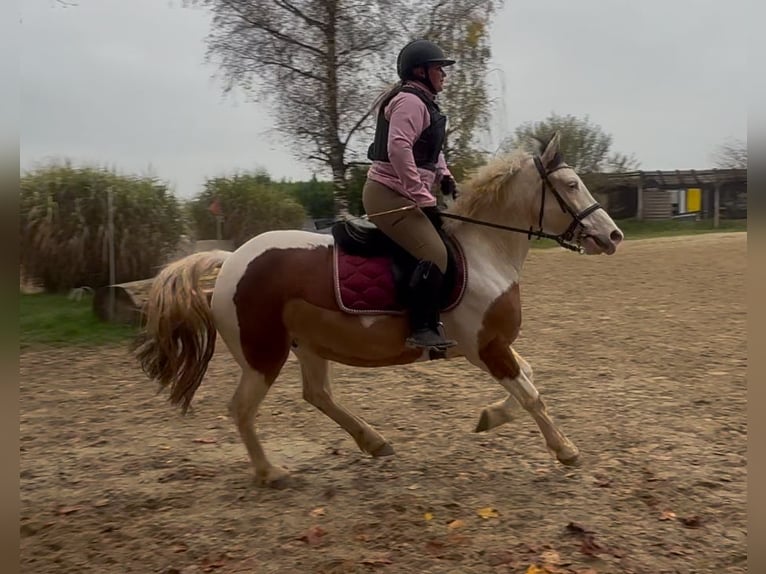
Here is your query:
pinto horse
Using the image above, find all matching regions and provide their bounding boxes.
[134,133,624,487]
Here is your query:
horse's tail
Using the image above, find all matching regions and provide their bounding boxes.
[132,250,231,414]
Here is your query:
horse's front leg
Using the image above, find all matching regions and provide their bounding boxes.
[473,340,580,465]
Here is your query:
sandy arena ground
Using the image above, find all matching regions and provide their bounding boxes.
[20,232,747,574]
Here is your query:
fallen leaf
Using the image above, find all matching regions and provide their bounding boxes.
[360,554,393,566]
[322,486,337,499]
[565,521,592,535]
[93,499,110,508]
[226,557,260,573]
[659,510,677,521]
[298,525,327,545]
[309,507,325,517]
[192,438,217,444]
[446,533,471,546]
[576,569,599,574]
[447,519,465,530]
[477,507,499,519]
[679,515,702,528]
[406,484,420,490]
[424,512,433,521]
[173,543,188,553]
[593,474,612,487]
[525,565,547,574]
[667,546,690,556]
[424,539,445,555]
[579,534,604,556]
[200,554,228,572]
[541,550,562,565]
[487,550,515,566]
[56,505,85,515]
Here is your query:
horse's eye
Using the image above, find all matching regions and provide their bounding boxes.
[568,181,578,189]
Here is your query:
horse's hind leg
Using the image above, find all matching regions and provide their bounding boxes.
[475,393,522,432]
[230,367,290,488]
[295,347,394,457]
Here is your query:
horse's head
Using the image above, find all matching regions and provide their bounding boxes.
[524,132,624,255]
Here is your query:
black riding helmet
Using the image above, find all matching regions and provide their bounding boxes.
[396,39,456,88]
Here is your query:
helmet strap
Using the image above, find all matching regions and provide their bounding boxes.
[410,66,437,94]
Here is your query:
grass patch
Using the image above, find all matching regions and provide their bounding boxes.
[20,293,137,348]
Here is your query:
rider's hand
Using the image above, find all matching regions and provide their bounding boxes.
[440,175,457,199]
[421,205,443,229]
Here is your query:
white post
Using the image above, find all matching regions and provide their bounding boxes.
[216,215,224,241]
[107,186,116,319]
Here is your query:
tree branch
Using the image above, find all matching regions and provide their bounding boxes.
[222,0,327,56]
[343,106,375,147]
[260,60,326,83]
[272,0,327,30]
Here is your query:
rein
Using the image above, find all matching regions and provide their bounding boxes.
[437,211,584,252]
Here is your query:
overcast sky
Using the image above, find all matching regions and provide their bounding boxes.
[19,0,748,198]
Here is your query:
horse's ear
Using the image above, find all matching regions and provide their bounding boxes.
[540,131,562,169]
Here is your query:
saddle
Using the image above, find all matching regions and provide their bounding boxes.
[330,218,467,315]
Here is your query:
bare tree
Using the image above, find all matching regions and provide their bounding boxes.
[188,1,404,213]
[712,138,747,169]
[189,0,503,213]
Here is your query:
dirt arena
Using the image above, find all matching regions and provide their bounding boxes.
[20,232,747,574]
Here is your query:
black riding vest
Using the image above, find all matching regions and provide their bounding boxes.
[367,85,447,172]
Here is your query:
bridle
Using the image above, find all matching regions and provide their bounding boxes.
[530,155,604,247]
[437,155,605,253]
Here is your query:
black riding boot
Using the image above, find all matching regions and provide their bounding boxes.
[405,260,457,351]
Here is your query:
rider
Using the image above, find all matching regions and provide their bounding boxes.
[363,38,459,351]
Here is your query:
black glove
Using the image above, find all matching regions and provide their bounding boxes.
[440,175,457,199]
[421,205,443,229]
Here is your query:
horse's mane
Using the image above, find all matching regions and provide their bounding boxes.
[450,149,529,219]
[449,133,560,221]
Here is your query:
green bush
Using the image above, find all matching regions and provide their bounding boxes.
[281,175,335,219]
[20,162,184,292]
[189,172,307,247]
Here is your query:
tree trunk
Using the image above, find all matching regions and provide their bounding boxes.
[330,159,350,218]
[324,1,350,218]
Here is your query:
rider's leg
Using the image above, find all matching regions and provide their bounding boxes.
[362,180,455,350]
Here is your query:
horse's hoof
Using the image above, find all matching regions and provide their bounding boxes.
[266,475,292,490]
[557,450,581,467]
[475,411,490,433]
[255,467,292,489]
[371,443,395,457]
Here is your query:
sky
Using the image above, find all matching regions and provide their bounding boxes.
[17,0,749,199]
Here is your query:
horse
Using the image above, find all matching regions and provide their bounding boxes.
[133,132,624,488]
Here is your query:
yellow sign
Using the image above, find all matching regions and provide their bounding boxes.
[687,188,701,212]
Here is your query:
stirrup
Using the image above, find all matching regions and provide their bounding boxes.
[405,324,457,351]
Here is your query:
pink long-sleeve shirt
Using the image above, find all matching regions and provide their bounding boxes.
[367,81,451,207]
